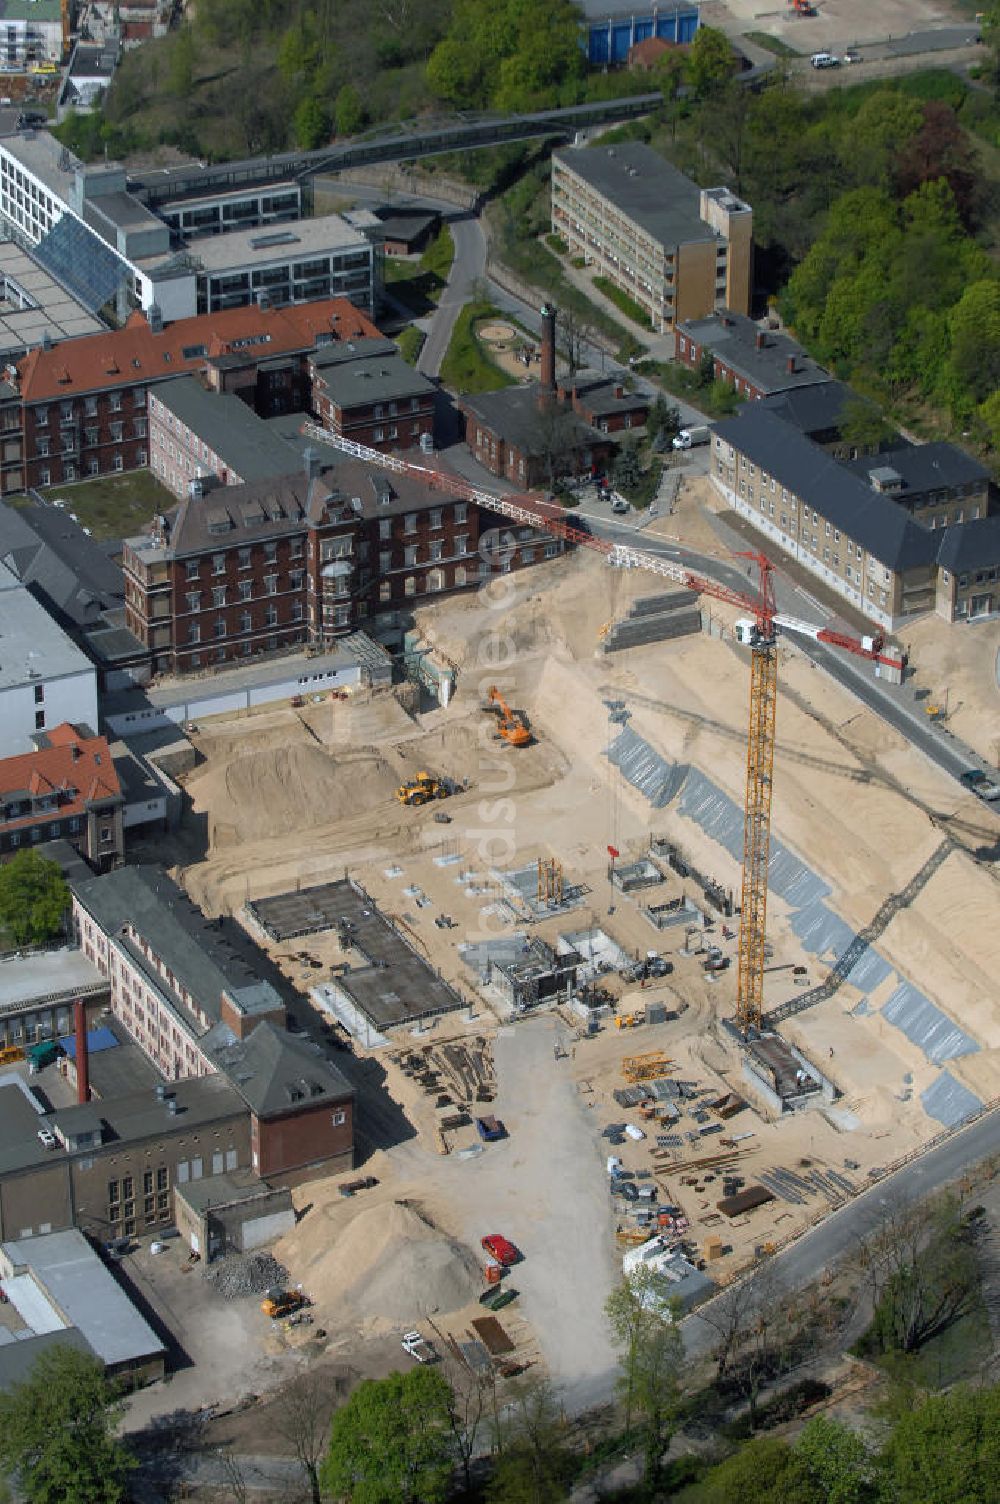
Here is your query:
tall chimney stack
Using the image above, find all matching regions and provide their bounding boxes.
[540,303,556,395]
[74,998,90,1105]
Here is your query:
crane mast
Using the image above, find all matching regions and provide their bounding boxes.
[301,424,903,1035]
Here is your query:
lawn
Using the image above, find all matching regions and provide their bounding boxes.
[744,31,800,58]
[35,470,175,542]
[395,326,426,366]
[593,275,654,330]
[383,225,456,316]
[439,302,516,395]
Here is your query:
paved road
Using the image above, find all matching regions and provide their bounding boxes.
[418,214,486,379]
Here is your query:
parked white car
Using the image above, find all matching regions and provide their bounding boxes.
[401,1331,437,1363]
[624,1124,646,1142]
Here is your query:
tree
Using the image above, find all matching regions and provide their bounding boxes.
[896,102,979,226]
[294,95,329,150]
[0,1346,133,1504]
[948,280,1000,409]
[606,1273,684,1494]
[531,399,585,492]
[487,1377,572,1504]
[838,90,923,192]
[334,84,366,138]
[693,1435,824,1504]
[793,1418,872,1504]
[167,24,196,99]
[557,306,594,376]
[837,394,895,454]
[852,1193,980,1357]
[320,1367,454,1504]
[877,1386,1000,1503]
[0,850,68,947]
[685,26,733,99]
[274,1371,328,1504]
[613,439,642,496]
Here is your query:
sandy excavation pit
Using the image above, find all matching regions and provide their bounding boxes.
[174,544,1000,1291]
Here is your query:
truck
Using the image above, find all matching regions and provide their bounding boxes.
[672,425,710,451]
[401,1330,437,1363]
[260,1288,307,1319]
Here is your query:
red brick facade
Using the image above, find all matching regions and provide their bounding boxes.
[252,1097,354,1180]
[310,385,435,454]
[123,468,562,675]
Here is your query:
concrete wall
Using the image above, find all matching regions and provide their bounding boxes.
[105,662,363,737]
[0,668,99,758]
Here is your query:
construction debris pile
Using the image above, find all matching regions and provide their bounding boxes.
[393,1037,496,1139]
[205,1252,289,1299]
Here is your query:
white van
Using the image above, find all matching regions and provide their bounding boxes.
[672,425,710,450]
[810,52,840,69]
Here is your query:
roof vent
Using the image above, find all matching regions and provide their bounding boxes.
[147,304,163,334]
[41,331,52,351]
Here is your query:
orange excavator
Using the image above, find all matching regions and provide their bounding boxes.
[484,686,531,748]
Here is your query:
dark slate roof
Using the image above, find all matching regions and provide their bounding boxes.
[153,377,303,483]
[310,346,435,408]
[935,516,1000,573]
[152,470,346,559]
[711,409,939,573]
[211,1020,352,1118]
[842,442,989,496]
[461,384,605,455]
[0,500,125,628]
[760,380,892,440]
[0,1330,96,1392]
[570,371,648,419]
[677,311,829,395]
[373,207,440,244]
[72,865,282,1033]
[554,144,724,249]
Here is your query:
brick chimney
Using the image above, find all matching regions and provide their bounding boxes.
[74,997,90,1105]
[540,304,556,395]
[786,354,797,374]
[755,331,766,350]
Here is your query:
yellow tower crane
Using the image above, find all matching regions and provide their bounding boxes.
[299,423,905,1032]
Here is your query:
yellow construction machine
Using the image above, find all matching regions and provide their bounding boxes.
[395,771,449,807]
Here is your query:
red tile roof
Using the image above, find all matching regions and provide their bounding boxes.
[0,725,122,831]
[17,299,381,404]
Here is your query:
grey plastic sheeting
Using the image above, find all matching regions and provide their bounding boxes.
[920,1071,983,1128]
[881,980,979,1064]
[607,726,979,1082]
[606,725,687,807]
[458,935,528,972]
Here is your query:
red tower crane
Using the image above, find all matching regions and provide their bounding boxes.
[301,426,905,1032]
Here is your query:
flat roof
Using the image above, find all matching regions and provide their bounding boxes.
[0,240,103,354]
[247,879,465,1029]
[0,132,78,205]
[1,1228,164,1369]
[174,1166,280,1215]
[0,947,105,1014]
[554,143,733,250]
[0,1073,52,1175]
[0,575,96,691]
[181,215,369,274]
[0,1328,95,1391]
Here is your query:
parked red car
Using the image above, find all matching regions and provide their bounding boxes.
[481,1234,520,1266]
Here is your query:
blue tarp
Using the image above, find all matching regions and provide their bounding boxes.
[59,1027,119,1059]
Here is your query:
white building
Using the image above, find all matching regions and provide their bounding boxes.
[0,133,376,324]
[0,562,99,756]
[0,0,64,71]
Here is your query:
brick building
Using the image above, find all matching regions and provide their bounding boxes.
[458,307,633,486]
[9,299,380,492]
[307,338,436,452]
[148,377,306,500]
[71,865,354,1181]
[675,311,830,401]
[0,724,123,867]
[123,454,561,674]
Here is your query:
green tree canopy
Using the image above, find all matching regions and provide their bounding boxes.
[838,89,923,191]
[948,279,1000,409]
[0,851,68,947]
[294,95,329,149]
[0,1346,133,1504]
[877,1386,1000,1503]
[320,1367,454,1504]
[685,26,734,98]
[688,1434,824,1504]
[426,0,585,112]
[334,83,365,137]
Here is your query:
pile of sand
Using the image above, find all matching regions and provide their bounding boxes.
[277,1200,481,1320]
[187,743,399,845]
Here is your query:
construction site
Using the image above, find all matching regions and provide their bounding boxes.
[157,475,1000,1400]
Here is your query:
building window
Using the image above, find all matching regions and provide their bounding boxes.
[404,545,418,568]
[214,618,226,638]
[404,513,416,533]
[239,611,252,633]
[212,553,226,574]
[239,580,252,602]
[186,591,201,612]
[34,709,44,731]
[373,428,384,442]
[33,685,43,705]
[110,421,123,442]
[212,586,226,607]
[264,574,278,595]
[113,456,123,472]
[429,508,442,530]
[264,542,278,563]
[238,548,251,569]
[378,519,391,541]
[403,576,416,596]
[36,406,48,426]
[188,624,200,644]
